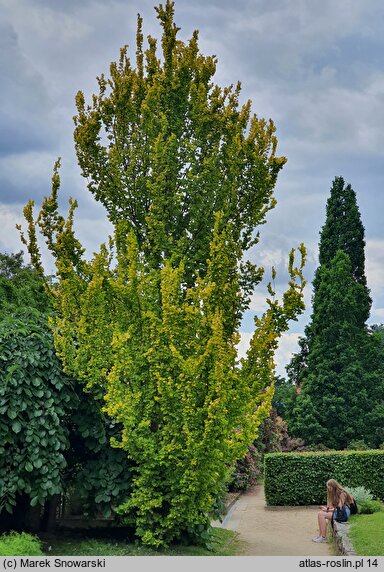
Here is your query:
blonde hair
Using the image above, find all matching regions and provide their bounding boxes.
[326,479,353,507]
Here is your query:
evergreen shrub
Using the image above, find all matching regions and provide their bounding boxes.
[264,450,384,505]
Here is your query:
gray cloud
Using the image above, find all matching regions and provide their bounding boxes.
[1,0,384,374]
[0,19,55,155]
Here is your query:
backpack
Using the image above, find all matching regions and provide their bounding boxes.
[349,498,358,515]
[333,505,349,523]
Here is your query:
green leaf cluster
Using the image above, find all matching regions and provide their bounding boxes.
[344,485,384,513]
[21,214,304,545]
[0,306,134,522]
[0,531,43,556]
[0,251,51,314]
[66,398,134,519]
[0,311,73,514]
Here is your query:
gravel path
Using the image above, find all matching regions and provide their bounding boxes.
[214,484,333,556]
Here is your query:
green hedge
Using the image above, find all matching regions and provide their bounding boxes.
[264,450,384,506]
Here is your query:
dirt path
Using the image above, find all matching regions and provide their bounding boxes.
[214,485,333,556]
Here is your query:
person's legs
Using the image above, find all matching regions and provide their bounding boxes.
[314,510,333,541]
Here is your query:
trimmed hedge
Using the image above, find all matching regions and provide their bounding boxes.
[264,450,384,506]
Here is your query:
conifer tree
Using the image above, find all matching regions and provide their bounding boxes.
[318,177,368,286]
[286,177,384,448]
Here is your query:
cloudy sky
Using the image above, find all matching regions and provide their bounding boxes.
[1,0,384,376]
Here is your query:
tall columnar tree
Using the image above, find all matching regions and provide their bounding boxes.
[286,175,370,391]
[318,177,368,287]
[19,1,306,546]
[314,176,371,325]
[286,177,384,448]
[286,176,370,389]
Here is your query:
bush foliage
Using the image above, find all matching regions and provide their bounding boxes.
[264,450,384,506]
[345,486,384,515]
[228,445,262,492]
[0,309,134,525]
[357,500,384,514]
[0,311,73,513]
[0,531,42,556]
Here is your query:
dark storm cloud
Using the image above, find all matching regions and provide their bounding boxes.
[0,19,56,156]
[0,178,24,204]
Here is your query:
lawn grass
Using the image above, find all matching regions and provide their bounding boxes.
[45,527,240,556]
[348,513,384,556]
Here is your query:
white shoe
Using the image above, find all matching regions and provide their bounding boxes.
[312,536,326,543]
